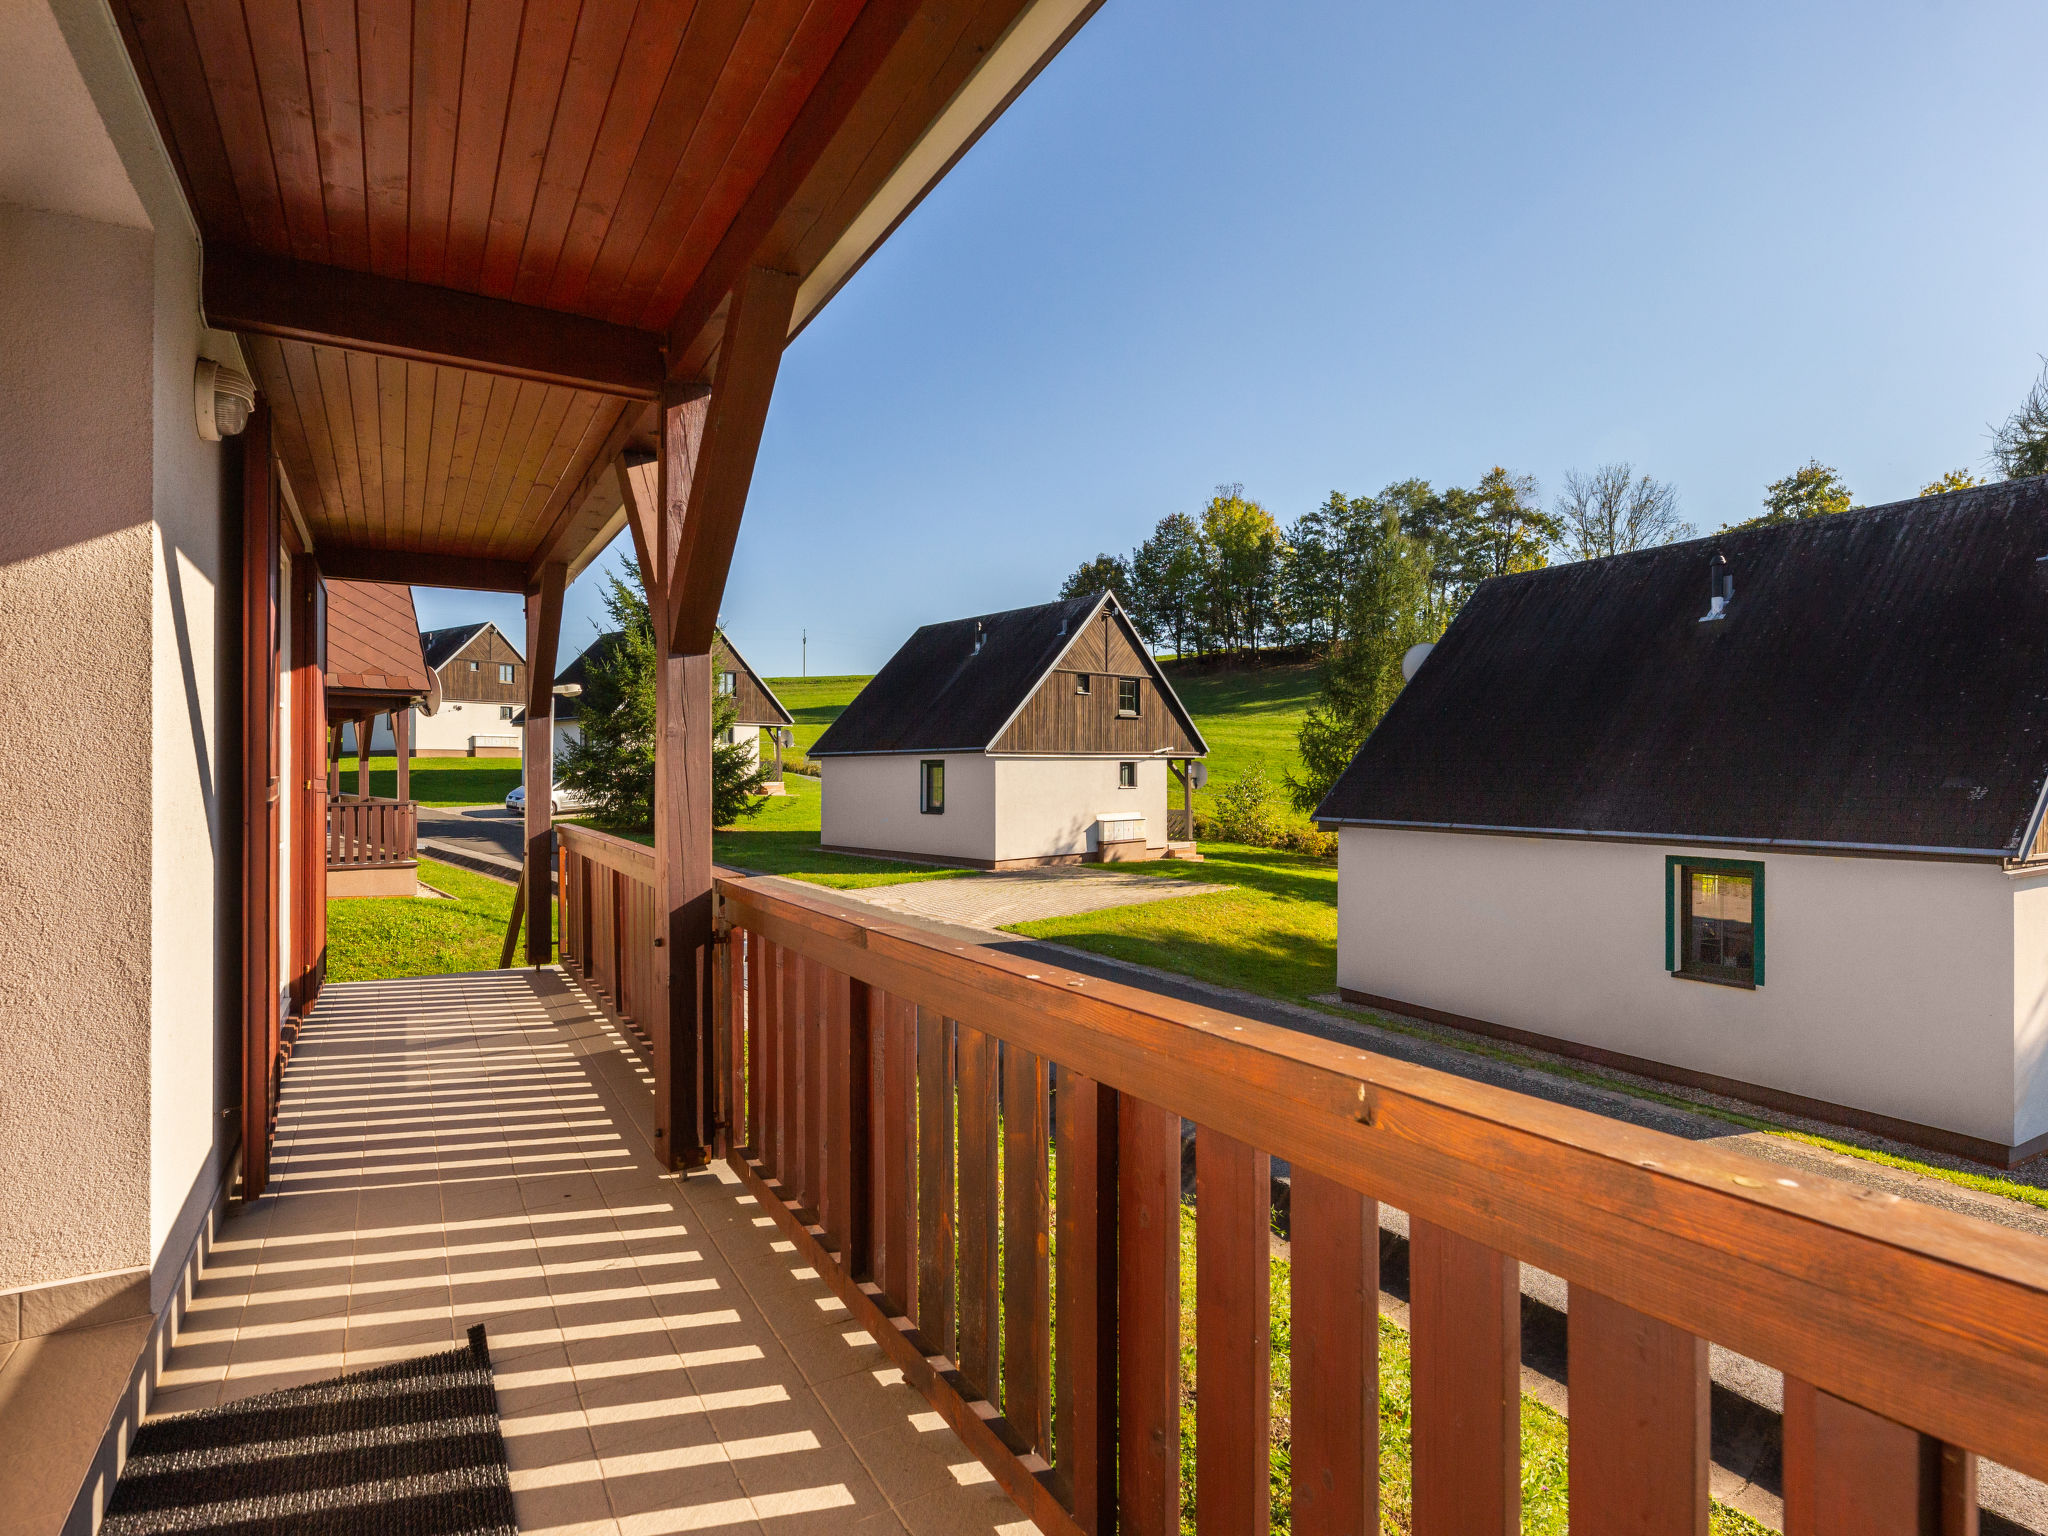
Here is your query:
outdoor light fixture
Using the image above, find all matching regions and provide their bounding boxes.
[194,357,256,441]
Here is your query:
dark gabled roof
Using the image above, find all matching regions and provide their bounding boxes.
[324,581,430,695]
[1314,476,2048,859]
[553,630,793,727]
[419,621,522,670]
[812,592,1207,756]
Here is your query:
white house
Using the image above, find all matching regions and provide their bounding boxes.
[1314,481,2048,1168]
[555,630,794,786]
[814,593,1207,868]
[351,620,526,757]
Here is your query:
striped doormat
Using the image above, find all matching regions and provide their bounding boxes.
[104,1324,519,1535]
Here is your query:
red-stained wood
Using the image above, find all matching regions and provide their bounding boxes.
[1288,1170,1376,1536]
[916,1007,955,1354]
[239,403,280,1197]
[955,1024,1001,1395]
[882,992,916,1313]
[1118,1094,1182,1536]
[311,544,528,591]
[239,0,328,261]
[289,557,327,1011]
[441,2,524,293]
[651,646,713,1169]
[1410,1217,1519,1536]
[1568,1287,1710,1536]
[1002,1045,1050,1457]
[355,0,410,277]
[1783,1379,1976,1536]
[181,0,289,254]
[522,562,565,965]
[1053,1069,1117,1532]
[405,0,464,285]
[822,965,854,1249]
[759,937,783,1181]
[298,0,368,270]
[107,0,245,240]
[844,977,875,1278]
[803,954,826,1212]
[666,266,800,653]
[1195,1126,1270,1536]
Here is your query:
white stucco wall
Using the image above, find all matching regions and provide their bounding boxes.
[0,0,237,1298]
[821,754,997,862]
[1337,827,2030,1148]
[354,700,522,756]
[991,755,1168,861]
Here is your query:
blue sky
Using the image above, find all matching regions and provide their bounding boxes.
[416,0,2048,677]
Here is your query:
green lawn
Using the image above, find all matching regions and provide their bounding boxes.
[334,754,521,807]
[764,674,869,758]
[1158,661,1322,823]
[326,857,548,981]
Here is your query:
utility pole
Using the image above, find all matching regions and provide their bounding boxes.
[802,629,807,677]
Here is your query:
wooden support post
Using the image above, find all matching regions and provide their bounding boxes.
[1119,1095,1183,1536]
[288,558,326,1012]
[327,723,340,798]
[394,705,411,803]
[652,646,713,1166]
[523,562,566,966]
[238,402,281,1199]
[355,716,370,799]
[1783,1378,1978,1536]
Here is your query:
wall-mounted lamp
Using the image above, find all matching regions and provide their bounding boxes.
[194,358,257,441]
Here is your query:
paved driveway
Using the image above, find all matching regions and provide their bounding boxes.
[838,866,1226,931]
[417,805,524,877]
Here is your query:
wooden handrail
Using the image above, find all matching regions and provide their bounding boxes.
[325,797,416,869]
[557,841,2048,1533]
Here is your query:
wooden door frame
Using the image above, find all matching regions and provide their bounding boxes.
[239,405,282,1199]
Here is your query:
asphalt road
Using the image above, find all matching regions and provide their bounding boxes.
[417,805,523,878]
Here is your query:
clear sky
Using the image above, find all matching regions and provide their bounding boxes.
[415,0,2048,678]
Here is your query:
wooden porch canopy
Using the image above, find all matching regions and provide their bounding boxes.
[323,578,431,720]
[120,0,1104,1183]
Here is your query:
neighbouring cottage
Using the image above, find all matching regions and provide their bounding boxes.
[554,630,796,790]
[814,592,1207,868]
[1314,478,2048,1167]
[323,580,430,897]
[358,620,528,757]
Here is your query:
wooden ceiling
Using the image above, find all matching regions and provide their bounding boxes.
[112,0,1101,585]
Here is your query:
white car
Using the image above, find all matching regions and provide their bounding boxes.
[504,783,590,814]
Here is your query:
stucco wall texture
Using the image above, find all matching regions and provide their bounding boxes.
[1337,827,2047,1149]
[0,203,159,1289]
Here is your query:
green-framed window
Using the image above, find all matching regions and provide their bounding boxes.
[1665,856,1764,988]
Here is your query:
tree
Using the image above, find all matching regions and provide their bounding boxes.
[556,566,766,830]
[1463,466,1558,580]
[1554,463,1691,560]
[1990,357,2048,481]
[1919,469,1981,497]
[1199,487,1283,659]
[1128,512,1206,658]
[1059,553,1132,607]
[1287,507,1437,814]
[1729,461,1853,529]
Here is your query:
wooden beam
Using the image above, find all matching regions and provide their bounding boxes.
[614,449,661,606]
[662,0,927,374]
[316,545,529,591]
[666,266,799,655]
[205,247,665,399]
[652,649,715,1168]
[240,404,281,1199]
[524,563,567,966]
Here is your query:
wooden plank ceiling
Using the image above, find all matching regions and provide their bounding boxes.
[111,0,1097,582]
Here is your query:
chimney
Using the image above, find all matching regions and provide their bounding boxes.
[972,620,986,655]
[1700,554,1732,623]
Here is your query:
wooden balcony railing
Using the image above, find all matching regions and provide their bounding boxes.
[558,823,2048,1536]
[326,797,417,869]
[1166,806,1193,841]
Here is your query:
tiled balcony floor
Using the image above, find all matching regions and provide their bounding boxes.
[150,967,1036,1536]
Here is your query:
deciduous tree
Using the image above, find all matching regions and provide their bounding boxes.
[1729,461,1853,529]
[1555,463,1691,559]
[1059,553,1133,607]
[1919,468,1981,497]
[1991,358,2048,481]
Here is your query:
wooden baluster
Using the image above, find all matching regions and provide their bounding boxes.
[805,955,827,1214]
[956,1025,1002,1395]
[763,939,784,1183]
[1196,1126,1270,1535]
[1409,1217,1519,1536]
[1783,1378,1978,1536]
[820,968,854,1257]
[1568,1286,1709,1536]
[1003,1045,1050,1458]
[1054,1070,1118,1533]
[1119,1095,1182,1536]
[916,1007,956,1356]
[881,993,916,1316]
[1289,1170,1377,1536]
[844,978,874,1280]
[742,929,762,1155]
[782,946,804,1199]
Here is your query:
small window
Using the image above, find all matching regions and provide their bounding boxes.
[499,663,514,684]
[469,660,480,672]
[1117,677,1140,716]
[1669,858,1763,988]
[1075,673,1091,695]
[719,671,737,696]
[499,705,515,720]
[920,760,945,815]
[1118,761,1136,789]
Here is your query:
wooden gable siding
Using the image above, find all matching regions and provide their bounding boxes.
[713,640,782,729]
[992,611,1199,756]
[443,627,526,704]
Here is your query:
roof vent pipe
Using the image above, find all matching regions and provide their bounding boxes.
[972,621,985,655]
[1700,554,1732,623]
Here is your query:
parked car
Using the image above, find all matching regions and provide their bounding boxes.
[504,783,590,814]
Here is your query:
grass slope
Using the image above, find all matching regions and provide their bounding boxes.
[1157,661,1321,821]
[333,755,521,807]
[326,857,548,981]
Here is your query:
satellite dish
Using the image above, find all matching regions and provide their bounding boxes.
[1401,642,1435,682]
[422,666,443,717]
[1188,761,1209,790]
